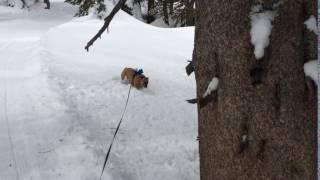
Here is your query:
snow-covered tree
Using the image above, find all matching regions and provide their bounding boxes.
[65,0,106,18]
[63,0,194,26]
[120,0,195,26]
[146,0,195,27]
[171,0,194,26]
[0,0,50,9]
[122,0,144,21]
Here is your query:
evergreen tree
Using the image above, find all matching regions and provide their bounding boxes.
[0,0,50,9]
[145,0,195,26]
[65,0,106,18]
[145,0,155,23]
[123,0,144,21]
[62,0,195,26]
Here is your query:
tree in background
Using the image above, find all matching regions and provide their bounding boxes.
[146,0,195,26]
[0,0,50,9]
[145,0,155,23]
[63,0,194,26]
[171,0,194,26]
[65,0,106,18]
[35,0,50,9]
[122,0,144,21]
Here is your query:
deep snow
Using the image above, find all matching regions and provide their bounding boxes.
[0,1,198,180]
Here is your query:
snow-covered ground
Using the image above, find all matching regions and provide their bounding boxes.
[0,1,198,180]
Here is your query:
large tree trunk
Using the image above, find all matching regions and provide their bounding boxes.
[193,0,317,180]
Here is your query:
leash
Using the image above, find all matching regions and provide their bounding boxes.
[99,84,132,180]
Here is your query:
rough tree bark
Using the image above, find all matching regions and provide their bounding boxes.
[193,0,317,180]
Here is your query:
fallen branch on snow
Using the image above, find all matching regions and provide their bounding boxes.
[85,0,127,51]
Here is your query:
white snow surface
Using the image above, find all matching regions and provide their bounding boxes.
[202,77,219,98]
[304,60,318,86]
[250,10,276,59]
[304,15,318,35]
[0,2,198,180]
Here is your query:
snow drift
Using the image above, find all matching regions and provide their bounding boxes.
[0,2,198,180]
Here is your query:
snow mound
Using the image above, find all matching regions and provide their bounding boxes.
[40,10,199,180]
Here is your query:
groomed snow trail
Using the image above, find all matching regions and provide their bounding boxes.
[0,2,84,179]
[0,2,199,180]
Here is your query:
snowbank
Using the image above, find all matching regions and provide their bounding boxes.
[41,10,198,180]
[0,2,198,179]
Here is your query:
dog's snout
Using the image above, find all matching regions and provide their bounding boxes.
[144,82,148,88]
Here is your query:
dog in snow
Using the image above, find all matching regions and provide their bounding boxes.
[121,67,149,89]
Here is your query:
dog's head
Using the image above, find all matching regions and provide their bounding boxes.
[138,75,149,88]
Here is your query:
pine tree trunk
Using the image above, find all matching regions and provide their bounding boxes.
[168,0,173,15]
[147,0,154,14]
[162,0,169,24]
[146,0,155,23]
[21,0,26,8]
[192,0,317,179]
[185,0,194,26]
[44,0,50,9]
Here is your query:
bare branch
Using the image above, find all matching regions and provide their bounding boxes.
[85,0,127,51]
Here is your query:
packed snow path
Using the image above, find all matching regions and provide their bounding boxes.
[0,1,198,180]
[0,2,80,179]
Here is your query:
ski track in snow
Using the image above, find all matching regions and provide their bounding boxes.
[0,1,199,180]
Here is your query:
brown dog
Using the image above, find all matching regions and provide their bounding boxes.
[121,67,149,89]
